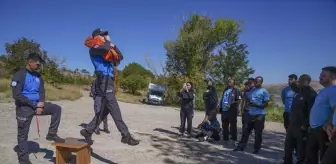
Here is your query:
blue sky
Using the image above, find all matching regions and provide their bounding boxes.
[1,0,335,84]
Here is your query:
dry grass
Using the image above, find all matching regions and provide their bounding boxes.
[115,89,145,104]
[0,78,83,102]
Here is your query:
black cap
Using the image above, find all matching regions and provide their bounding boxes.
[204,78,213,83]
[27,53,44,63]
[92,28,108,37]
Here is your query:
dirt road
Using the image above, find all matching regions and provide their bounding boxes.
[0,92,286,164]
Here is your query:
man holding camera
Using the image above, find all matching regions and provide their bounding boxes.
[80,28,139,146]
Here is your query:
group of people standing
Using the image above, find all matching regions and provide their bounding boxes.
[177,66,336,164]
[281,66,336,164]
[178,76,270,155]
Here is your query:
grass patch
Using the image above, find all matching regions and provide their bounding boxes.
[116,90,144,104]
[265,105,284,123]
[0,78,83,102]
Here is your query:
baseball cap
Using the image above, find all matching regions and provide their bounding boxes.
[92,28,109,37]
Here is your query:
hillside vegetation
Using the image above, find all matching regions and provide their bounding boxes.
[265,81,323,95]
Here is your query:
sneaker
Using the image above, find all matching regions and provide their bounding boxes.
[46,134,65,143]
[186,133,192,138]
[252,149,259,154]
[80,129,93,145]
[198,137,205,142]
[233,146,244,152]
[103,128,110,134]
[94,129,100,135]
[121,135,140,146]
[19,159,32,164]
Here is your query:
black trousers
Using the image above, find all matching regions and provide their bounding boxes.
[305,127,329,164]
[241,109,249,130]
[321,139,336,164]
[237,114,265,151]
[221,105,238,141]
[283,112,290,132]
[16,102,61,162]
[180,108,194,134]
[93,96,108,130]
[283,125,308,164]
[85,75,130,137]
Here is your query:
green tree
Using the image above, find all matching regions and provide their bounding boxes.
[119,74,147,95]
[122,62,153,78]
[208,43,255,86]
[164,13,252,110]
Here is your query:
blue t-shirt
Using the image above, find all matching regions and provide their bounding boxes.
[90,56,114,77]
[248,88,270,115]
[281,86,295,113]
[22,71,40,107]
[310,85,336,128]
[221,88,232,111]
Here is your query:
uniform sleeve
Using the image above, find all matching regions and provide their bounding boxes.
[11,70,35,108]
[263,89,270,102]
[203,87,213,99]
[329,87,336,125]
[39,76,45,102]
[329,87,336,109]
[304,89,317,128]
[92,41,111,55]
[235,89,242,101]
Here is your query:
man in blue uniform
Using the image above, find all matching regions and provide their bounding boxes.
[306,66,336,164]
[234,76,270,154]
[219,78,241,145]
[281,74,297,132]
[11,53,64,164]
[80,28,139,146]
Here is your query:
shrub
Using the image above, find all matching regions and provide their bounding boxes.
[119,75,147,95]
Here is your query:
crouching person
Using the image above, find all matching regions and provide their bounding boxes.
[195,116,221,142]
[12,53,64,164]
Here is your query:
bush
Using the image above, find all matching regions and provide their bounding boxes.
[119,75,147,95]
[265,105,284,122]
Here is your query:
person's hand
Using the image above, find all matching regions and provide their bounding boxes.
[36,107,44,115]
[37,102,44,108]
[104,35,111,42]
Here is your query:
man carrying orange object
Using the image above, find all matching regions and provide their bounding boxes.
[80,28,139,146]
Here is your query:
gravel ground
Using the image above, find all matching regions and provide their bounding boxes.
[0,92,286,164]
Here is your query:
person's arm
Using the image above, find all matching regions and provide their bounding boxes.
[251,89,270,108]
[92,40,111,55]
[281,87,286,105]
[180,90,194,100]
[303,90,317,129]
[329,89,336,127]
[11,70,35,108]
[38,76,45,104]
[235,89,242,104]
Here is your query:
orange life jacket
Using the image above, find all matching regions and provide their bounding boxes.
[84,36,123,66]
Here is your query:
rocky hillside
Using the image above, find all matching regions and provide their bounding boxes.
[264,81,323,95]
